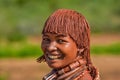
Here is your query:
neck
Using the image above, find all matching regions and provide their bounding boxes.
[43,59,87,80]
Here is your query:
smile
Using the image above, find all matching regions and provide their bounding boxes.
[47,54,63,60]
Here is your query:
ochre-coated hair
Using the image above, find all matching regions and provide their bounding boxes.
[37,9,96,79]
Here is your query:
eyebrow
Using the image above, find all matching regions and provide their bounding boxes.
[56,34,67,37]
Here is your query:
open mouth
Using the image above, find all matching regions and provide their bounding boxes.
[47,54,63,60]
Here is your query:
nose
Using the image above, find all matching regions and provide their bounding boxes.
[47,41,57,52]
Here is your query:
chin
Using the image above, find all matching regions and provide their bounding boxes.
[48,64,63,69]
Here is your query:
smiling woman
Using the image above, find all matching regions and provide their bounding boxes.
[41,33,78,69]
[37,9,100,80]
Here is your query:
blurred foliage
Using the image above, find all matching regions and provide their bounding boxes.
[0,42,43,58]
[0,0,120,39]
[91,43,120,55]
[0,75,7,80]
[0,0,120,57]
[7,26,26,42]
[0,42,120,58]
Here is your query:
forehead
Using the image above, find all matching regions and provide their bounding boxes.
[42,33,67,37]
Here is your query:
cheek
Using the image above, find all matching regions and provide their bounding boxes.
[64,44,78,55]
[41,43,46,52]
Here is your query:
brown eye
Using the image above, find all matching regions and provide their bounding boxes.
[43,38,50,43]
[57,39,66,43]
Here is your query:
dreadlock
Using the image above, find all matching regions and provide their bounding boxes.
[37,9,97,79]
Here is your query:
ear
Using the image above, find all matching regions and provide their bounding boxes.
[76,48,84,58]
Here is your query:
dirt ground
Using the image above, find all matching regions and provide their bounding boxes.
[0,34,120,80]
[0,55,120,80]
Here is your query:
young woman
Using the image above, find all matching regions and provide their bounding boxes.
[37,9,100,80]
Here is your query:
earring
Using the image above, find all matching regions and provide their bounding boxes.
[77,49,80,56]
[77,48,84,57]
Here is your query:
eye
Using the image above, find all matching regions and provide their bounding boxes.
[57,39,66,43]
[43,38,50,43]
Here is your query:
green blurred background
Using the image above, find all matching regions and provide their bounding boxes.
[0,0,120,80]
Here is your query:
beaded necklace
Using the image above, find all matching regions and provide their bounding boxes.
[43,59,87,80]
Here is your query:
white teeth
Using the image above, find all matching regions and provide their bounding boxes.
[48,55,59,59]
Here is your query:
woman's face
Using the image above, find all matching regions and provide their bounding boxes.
[41,33,78,69]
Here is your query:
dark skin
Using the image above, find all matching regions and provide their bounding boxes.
[41,33,79,69]
[41,33,93,80]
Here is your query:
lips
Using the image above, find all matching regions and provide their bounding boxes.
[46,53,63,60]
[48,55,60,59]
